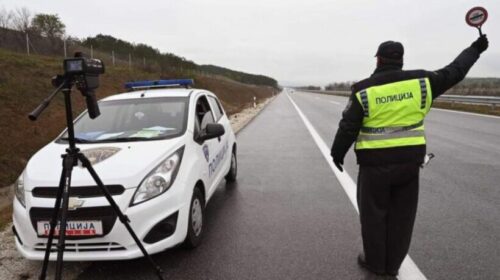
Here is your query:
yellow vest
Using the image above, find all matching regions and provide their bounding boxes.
[355,78,432,150]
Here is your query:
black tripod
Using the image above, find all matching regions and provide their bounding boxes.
[30,78,165,280]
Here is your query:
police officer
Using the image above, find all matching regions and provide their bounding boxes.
[330,35,488,277]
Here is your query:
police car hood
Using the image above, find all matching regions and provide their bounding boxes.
[24,137,185,191]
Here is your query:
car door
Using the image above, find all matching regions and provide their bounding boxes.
[194,94,222,197]
[207,94,231,173]
[204,94,230,194]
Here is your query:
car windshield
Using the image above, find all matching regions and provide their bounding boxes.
[59,97,189,143]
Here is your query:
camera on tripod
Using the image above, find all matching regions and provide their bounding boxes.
[28,52,105,121]
[28,52,164,280]
[54,52,105,119]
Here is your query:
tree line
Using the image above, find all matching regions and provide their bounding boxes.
[81,35,277,87]
[325,79,500,96]
[325,81,355,91]
[452,78,500,89]
[0,7,278,88]
[295,86,322,90]
[0,7,65,38]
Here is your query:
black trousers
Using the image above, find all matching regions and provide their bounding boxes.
[357,162,420,273]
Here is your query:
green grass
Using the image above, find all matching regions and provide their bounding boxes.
[0,48,275,188]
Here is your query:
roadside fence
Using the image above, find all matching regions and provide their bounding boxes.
[0,27,217,78]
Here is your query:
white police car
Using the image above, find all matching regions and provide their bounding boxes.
[12,79,237,260]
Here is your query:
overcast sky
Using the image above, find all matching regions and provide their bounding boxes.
[2,0,499,86]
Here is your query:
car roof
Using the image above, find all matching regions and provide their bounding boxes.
[101,88,211,102]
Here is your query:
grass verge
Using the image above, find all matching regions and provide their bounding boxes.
[433,101,500,116]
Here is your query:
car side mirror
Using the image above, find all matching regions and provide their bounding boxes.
[198,123,225,142]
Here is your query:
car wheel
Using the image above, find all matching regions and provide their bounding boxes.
[183,187,204,248]
[225,148,237,182]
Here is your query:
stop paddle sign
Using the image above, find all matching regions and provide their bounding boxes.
[466,7,488,35]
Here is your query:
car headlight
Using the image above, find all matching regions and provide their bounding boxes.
[14,173,26,208]
[131,146,184,206]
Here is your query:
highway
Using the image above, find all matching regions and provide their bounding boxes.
[286,91,500,280]
[77,91,500,280]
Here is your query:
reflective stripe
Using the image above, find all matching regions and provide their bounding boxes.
[419,78,427,109]
[360,120,424,134]
[357,130,425,141]
[360,90,369,117]
[354,77,432,150]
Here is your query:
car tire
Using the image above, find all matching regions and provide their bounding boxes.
[183,187,204,249]
[225,148,237,182]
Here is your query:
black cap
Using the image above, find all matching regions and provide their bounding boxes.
[375,41,404,60]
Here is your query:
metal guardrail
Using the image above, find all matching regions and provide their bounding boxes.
[299,90,500,107]
[435,95,500,106]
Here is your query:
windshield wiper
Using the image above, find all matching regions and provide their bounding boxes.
[60,137,94,143]
[93,136,160,143]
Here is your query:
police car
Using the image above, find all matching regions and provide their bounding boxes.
[12,79,238,260]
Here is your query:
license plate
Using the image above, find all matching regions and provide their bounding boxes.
[37,220,103,237]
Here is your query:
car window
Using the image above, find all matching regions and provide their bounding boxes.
[59,97,188,143]
[195,95,215,131]
[201,110,215,129]
[208,96,224,121]
[214,97,225,115]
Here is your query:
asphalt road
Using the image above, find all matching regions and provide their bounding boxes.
[285,91,500,280]
[77,91,500,280]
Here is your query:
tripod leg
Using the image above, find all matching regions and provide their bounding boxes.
[54,154,75,280]
[39,169,66,280]
[78,154,165,280]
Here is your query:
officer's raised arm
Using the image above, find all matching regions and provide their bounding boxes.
[428,35,489,98]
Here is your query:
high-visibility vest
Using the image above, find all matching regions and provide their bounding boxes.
[354,77,432,150]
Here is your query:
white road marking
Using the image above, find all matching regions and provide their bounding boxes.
[286,93,427,280]
[432,108,500,119]
[329,100,341,105]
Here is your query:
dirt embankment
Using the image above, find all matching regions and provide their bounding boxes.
[0,48,277,188]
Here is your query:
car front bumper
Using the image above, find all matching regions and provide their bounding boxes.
[13,187,190,261]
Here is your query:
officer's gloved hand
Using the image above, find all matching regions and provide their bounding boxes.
[333,158,344,172]
[471,35,489,54]
[331,152,345,172]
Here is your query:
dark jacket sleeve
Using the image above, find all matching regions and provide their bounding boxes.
[427,46,480,99]
[330,94,364,159]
